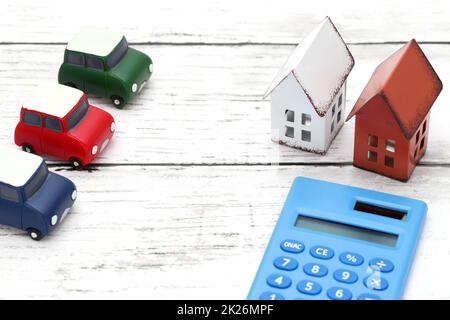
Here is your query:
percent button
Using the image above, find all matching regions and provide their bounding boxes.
[339,252,364,266]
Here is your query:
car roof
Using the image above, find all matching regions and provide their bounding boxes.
[0,147,44,188]
[66,27,124,57]
[23,83,84,118]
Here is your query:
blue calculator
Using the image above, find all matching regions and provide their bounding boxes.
[248,177,427,300]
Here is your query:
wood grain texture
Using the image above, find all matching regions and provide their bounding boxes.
[0,0,449,44]
[0,165,448,299]
[0,44,449,165]
[0,0,449,300]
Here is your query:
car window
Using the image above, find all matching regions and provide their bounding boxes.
[23,111,42,127]
[44,116,63,132]
[24,162,48,199]
[0,185,20,203]
[66,51,84,66]
[107,37,128,69]
[86,55,104,70]
[67,98,89,130]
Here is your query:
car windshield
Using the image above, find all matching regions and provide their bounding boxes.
[67,98,89,130]
[107,37,128,69]
[24,162,48,199]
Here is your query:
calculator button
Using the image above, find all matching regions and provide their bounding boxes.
[280,239,305,254]
[273,256,299,271]
[266,274,292,289]
[364,275,389,291]
[339,252,364,266]
[310,246,334,260]
[297,280,322,295]
[303,262,328,277]
[333,269,358,284]
[259,292,285,300]
[357,293,382,300]
[327,287,352,300]
[369,258,394,273]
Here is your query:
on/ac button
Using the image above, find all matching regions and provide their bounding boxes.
[280,239,305,254]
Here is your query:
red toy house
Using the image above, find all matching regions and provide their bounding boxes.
[346,39,442,181]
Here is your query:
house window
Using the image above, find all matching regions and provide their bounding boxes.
[422,120,427,133]
[416,130,420,144]
[386,139,396,153]
[301,113,311,126]
[414,147,418,159]
[301,130,311,142]
[385,156,394,168]
[337,111,342,123]
[368,135,378,147]
[285,110,295,122]
[285,126,294,138]
[368,151,377,162]
[420,137,425,150]
[338,93,343,107]
[330,121,334,134]
[332,104,336,117]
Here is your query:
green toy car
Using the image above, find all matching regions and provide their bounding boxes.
[58,27,153,108]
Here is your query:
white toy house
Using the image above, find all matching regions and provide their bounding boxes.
[265,17,354,154]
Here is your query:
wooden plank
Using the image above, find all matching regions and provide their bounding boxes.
[1,0,449,44]
[0,165,448,299]
[0,44,449,164]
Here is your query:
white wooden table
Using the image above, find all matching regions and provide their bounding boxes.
[0,0,449,299]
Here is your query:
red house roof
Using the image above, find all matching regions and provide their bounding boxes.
[347,39,442,139]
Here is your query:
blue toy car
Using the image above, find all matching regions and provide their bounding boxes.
[0,148,77,240]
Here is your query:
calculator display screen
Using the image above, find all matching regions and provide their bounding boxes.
[295,215,398,247]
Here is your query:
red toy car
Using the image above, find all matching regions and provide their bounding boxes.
[15,83,115,168]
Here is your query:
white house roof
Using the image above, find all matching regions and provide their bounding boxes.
[66,27,124,57]
[23,83,84,118]
[265,17,355,116]
[0,147,44,187]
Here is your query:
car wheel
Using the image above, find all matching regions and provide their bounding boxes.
[27,228,44,241]
[70,158,83,170]
[111,96,125,109]
[65,82,78,89]
[22,144,34,153]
